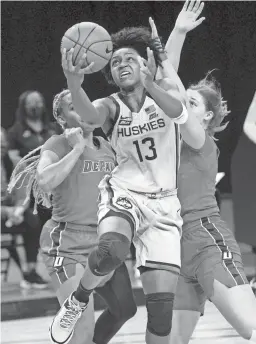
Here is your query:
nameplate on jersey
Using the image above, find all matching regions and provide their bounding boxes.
[117,118,166,138]
[82,160,115,173]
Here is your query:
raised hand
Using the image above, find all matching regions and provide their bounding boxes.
[138,47,157,88]
[149,17,167,62]
[64,127,86,152]
[175,0,205,34]
[149,17,159,40]
[61,48,94,86]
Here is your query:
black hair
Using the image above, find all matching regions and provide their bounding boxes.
[102,26,162,85]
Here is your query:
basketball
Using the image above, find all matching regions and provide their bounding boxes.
[61,22,113,74]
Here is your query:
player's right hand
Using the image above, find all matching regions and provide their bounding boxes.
[64,127,86,152]
[174,0,205,34]
[61,48,94,86]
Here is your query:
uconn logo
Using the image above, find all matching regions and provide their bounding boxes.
[82,160,115,173]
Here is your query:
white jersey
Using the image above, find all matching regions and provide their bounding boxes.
[107,93,181,193]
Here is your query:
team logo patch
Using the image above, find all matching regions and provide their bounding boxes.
[222,251,233,260]
[54,256,64,267]
[119,116,132,126]
[149,112,158,120]
[116,196,133,209]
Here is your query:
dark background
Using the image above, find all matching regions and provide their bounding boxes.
[2,1,256,192]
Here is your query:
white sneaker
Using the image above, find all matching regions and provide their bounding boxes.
[50,293,87,344]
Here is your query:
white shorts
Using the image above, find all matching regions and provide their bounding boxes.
[98,176,183,273]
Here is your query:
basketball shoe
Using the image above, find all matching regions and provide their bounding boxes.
[50,292,87,344]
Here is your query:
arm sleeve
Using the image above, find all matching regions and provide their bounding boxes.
[41,135,70,160]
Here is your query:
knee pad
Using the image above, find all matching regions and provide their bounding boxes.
[146,292,174,337]
[88,232,130,276]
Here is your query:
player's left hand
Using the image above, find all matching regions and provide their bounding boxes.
[138,48,157,89]
[149,17,167,62]
[62,48,94,87]
[175,0,205,34]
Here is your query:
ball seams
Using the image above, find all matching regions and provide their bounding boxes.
[73,25,97,65]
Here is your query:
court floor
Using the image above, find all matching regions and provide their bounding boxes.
[1,301,248,344]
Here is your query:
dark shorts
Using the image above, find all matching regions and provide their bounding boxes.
[174,216,248,314]
[40,219,98,285]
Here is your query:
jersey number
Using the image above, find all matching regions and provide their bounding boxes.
[133,137,157,162]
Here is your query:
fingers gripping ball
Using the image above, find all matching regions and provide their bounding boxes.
[61,22,113,74]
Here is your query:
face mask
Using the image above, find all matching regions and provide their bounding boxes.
[26,105,44,120]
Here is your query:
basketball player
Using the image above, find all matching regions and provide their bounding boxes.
[151,2,256,342]
[8,89,137,344]
[50,23,188,344]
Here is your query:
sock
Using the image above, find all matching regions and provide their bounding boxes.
[249,330,256,343]
[74,282,93,304]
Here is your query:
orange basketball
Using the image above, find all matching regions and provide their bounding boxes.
[61,22,113,74]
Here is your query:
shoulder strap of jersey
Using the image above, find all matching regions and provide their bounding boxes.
[105,94,121,139]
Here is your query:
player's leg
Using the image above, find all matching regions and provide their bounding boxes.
[170,311,200,344]
[169,274,206,344]
[50,182,138,343]
[40,220,97,344]
[50,215,132,344]
[93,262,137,344]
[53,262,95,344]
[140,268,178,344]
[135,194,183,344]
[197,217,256,342]
[73,178,137,301]
[211,275,256,341]
[75,212,133,297]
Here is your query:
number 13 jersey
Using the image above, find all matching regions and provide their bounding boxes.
[106,93,181,193]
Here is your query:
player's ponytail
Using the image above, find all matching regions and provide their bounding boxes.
[189,70,231,139]
[8,146,52,214]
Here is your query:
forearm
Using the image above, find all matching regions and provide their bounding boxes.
[37,147,83,191]
[146,82,183,119]
[67,80,101,126]
[165,28,187,72]
[159,59,187,100]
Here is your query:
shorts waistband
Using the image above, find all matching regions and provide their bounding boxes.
[129,188,177,199]
[182,214,221,231]
[50,218,97,232]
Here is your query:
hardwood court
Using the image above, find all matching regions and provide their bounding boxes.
[1,301,249,344]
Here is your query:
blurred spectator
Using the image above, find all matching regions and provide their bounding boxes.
[1,127,48,289]
[7,90,58,224]
[7,90,59,164]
